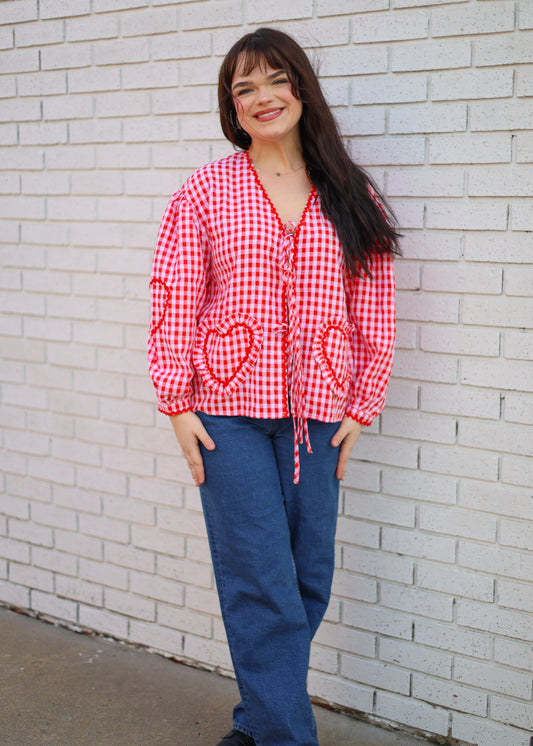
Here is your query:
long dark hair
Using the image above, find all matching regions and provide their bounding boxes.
[218,28,401,276]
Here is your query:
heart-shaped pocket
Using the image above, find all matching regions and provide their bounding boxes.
[193,314,263,397]
[149,278,171,333]
[313,318,354,397]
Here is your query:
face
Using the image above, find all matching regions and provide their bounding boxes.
[231,60,303,147]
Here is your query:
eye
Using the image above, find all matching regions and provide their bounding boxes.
[235,87,253,96]
[273,77,289,85]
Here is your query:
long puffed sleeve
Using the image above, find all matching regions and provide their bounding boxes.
[344,251,396,426]
[148,191,208,416]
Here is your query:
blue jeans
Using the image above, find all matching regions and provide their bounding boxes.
[196,413,341,746]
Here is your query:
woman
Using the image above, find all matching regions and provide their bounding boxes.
[149,28,400,746]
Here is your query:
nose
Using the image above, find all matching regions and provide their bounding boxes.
[256,85,272,103]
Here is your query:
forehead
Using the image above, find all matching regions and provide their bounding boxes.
[232,49,288,80]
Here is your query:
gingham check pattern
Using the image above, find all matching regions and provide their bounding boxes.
[148,151,396,479]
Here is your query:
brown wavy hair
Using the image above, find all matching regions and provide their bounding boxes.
[218,28,401,276]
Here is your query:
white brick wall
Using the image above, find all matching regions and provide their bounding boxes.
[1,2,532,744]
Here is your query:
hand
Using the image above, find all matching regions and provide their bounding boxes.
[331,417,363,481]
[169,411,215,486]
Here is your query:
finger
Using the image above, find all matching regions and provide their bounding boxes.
[336,440,351,480]
[194,420,216,451]
[183,440,206,486]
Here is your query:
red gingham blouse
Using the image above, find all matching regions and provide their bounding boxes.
[149,150,396,481]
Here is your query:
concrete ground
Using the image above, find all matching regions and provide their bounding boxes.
[0,605,429,746]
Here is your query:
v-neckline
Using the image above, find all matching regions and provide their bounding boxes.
[245,151,316,238]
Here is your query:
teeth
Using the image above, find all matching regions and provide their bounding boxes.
[257,109,282,119]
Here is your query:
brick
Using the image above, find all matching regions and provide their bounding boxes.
[388,167,464,197]
[93,0,147,10]
[43,94,93,120]
[505,266,533,297]
[337,107,386,137]
[420,444,499,481]
[1,48,40,74]
[400,232,461,261]
[381,581,454,621]
[469,165,533,197]
[423,263,502,294]
[32,546,77,576]
[157,603,212,638]
[0,0,38,24]
[456,656,531,699]
[498,580,533,614]
[517,65,533,97]
[78,605,128,638]
[375,691,448,736]
[124,115,179,143]
[352,74,427,105]
[343,602,412,640]
[181,0,242,30]
[459,419,533,458]
[104,587,155,622]
[247,0,312,22]
[0,536,30,563]
[382,409,456,445]
[121,6,178,37]
[0,97,42,122]
[41,43,91,71]
[393,350,458,384]
[503,392,533,426]
[342,653,410,694]
[307,671,373,713]
[316,46,387,77]
[429,132,511,164]
[420,325,500,358]
[382,468,457,506]
[396,292,459,323]
[380,638,451,678]
[344,492,415,528]
[418,563,494,603]
[433,1,515,37]
[520,0,533,29]
[331,570,377,603]
[512,199,533,231]
[336,517,379,549]
[427,201,508,231]
[414,674,488,716]
[415,618,491,659]
[494,638,533,672]
[130,571,183,605]
[459,541,532,584]
[476,31,533,66]
[463,232,532,263]
[452,712,531,746]
[463,296,533,329]
[10,562,54,592]
[344,546,414,584]
[471,100,533,132]
[433,67,513,102]
[31,590,77,623]
[352,9,428,43]
[68,67,122,93]
[390,103,466,134]
[131,525,185,558]
[491,696,533,731]
[40,0,91,19]
[382,526,455,563]
[66,13,118,42]
[419,504,496,543]
[317,0,388,14]
[392,38,470,72]
[104,542,155,573]
[56,575,103,606]
[183,636,232,673]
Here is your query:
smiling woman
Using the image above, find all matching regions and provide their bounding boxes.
[148,27,401,746]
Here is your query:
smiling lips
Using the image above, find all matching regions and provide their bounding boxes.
[254,107,284,121]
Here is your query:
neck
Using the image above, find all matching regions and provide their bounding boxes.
[248,138,305,177]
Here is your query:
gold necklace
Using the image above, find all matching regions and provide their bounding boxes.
[254,162,307,177]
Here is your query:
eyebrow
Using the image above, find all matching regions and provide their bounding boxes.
[231,70,286,92]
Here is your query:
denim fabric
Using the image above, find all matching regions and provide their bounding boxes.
[196,413,341,746]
